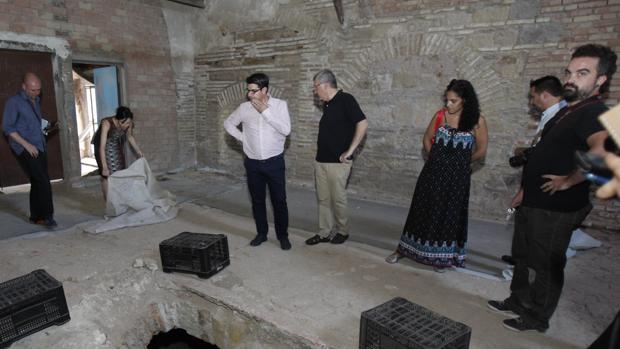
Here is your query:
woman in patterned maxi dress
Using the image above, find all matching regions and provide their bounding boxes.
[386,80,488,270]
[94,106,143,201]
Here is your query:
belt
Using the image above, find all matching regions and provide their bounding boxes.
[246,153,283,163]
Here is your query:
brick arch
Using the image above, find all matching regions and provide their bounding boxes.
[215,82,284,109]
[272,0,505,101]
[333,32,505,108]
[275,9,506,111]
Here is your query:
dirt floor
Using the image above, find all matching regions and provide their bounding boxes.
[0,169,618,348]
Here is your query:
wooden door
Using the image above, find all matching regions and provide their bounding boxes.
[0,49,63,188]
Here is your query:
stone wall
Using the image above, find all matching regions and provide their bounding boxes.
[193,0,620,228]
[3,0,616,227]
[0,0,181,181]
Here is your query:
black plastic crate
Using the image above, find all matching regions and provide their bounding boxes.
[159,232,230,279]
[0,269,70,348]
[360,297,471,349]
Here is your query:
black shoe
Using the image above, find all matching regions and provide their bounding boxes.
[503,317,548,333]
[487,300,520,317]
[30,217,57,229]
[330,233,349,244]
[250,235,267,246]
[279,238,292,250]
[44,217,57,228]
[305,234,331,245]
[501,255,516,265]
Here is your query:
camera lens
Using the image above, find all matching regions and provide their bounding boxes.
[509,155,526,168]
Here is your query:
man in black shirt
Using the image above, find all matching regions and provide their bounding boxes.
[489,44,617,332]
[305,69,368,245]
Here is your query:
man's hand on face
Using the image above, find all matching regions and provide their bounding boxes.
[251,98,268,113]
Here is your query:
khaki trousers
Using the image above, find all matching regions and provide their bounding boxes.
[314,161,352,237]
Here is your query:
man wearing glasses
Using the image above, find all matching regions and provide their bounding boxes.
[306,69,368,246]
[224,73,292,250]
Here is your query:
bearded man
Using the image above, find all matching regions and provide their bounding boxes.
[488,44,617,332]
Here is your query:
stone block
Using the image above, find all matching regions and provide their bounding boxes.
[370,72,393,95]
[444,11,473,28]
[509,0,541,20]
[493,27,519,47]
[493,53,527,80]
[472,5,510,23]
[466,33,496,50]
[517,23,564,45]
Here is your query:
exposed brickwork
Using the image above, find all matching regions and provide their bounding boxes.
[5,0,615,228]
[1,0,180,177]
[196,0,620,229]
[174,72,197,167]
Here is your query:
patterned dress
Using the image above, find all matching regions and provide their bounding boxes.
[397,123,475,268]
[94,118,127,177]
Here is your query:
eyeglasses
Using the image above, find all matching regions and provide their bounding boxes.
[246,88,261,94]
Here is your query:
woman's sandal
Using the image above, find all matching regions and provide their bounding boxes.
[385,252,404,264]
[433,266,451,273]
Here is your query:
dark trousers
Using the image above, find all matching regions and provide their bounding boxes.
[244,153,288,240]
[509,204,591,326]
[16,150,54,221]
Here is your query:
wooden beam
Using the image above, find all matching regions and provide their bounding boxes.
[166,0,205,9]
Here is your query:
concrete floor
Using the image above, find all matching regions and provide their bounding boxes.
[0,169,618,348]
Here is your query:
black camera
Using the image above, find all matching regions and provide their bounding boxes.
[509,147,533,168]
[43,121,58,137]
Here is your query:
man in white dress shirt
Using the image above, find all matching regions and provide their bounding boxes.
[224,73,292,250]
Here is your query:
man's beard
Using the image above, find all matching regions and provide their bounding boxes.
[529,105,542,119]
[563,83,595,102]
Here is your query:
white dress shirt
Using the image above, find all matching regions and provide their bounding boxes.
[536,100,568,134]
[224,95,291,160]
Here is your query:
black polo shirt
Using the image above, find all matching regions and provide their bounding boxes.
[522,96,607,212]
[316,90,366,163]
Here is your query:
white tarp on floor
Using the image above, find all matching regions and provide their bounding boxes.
[83,158,177,234]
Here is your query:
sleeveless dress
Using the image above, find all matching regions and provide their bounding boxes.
[396,122,475,268]
[94,118,127,177]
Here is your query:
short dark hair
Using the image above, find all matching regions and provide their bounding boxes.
[530,75,563,97]
[246,73,269,90]
[115,106,133,120]
[445,79,480,132]
[571,44,617,94]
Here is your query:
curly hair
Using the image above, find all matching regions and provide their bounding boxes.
[445,79,480,132]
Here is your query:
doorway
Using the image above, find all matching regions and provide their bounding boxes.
[0,49,64,188]
[72,63,122,176]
